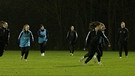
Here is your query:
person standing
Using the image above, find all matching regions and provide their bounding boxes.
[117,21,129,58]
[66,26,78,56]
[38,24,48,56]
[0,21,10,57]
[80,21,110,65]
[18,24,34,61]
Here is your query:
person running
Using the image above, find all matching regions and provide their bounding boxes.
[0,21,10,57]
[80,21,110,65]
[38,24,48,56]
[117,21,129,58]
[18,24,34,61]
[66,26,78,56]
[93,23,111,63]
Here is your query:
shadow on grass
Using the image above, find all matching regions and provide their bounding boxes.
[55,64,95,68]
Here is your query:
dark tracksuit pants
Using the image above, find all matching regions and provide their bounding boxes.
[40,41,47,53]
[84,45,102,64]
[118,40,128,57]
[69,41,75,54]
[21,47,29,59]
[98,44,103,57]
[0,42,5,57]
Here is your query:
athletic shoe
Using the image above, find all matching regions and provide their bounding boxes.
[79,56,85,62]
[25,59,27,62]
[41,53,45,56]
[83,63,87,66]
[93,55,97,63]
[70,53,73,56]
[98,62,103,65]
[20,56,23,60]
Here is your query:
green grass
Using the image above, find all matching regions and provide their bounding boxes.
[0,50,135,76]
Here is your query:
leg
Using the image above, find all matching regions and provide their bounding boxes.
[96,47,102,63]
[24,47,29,60]
[124,41,128,57]
[84,51,95,64]
[68,41,74,56]
[80,53,89,62]
[84,47,95,64]
[40,41,47,56]
[40,43,44,54]
[84,53,89,58]
[0,47,4,57]
[71,44,75,54]
[42,41,47,53]
[118,42,123,58]
[80,47,93,62]
[40,43,44,56]
[98,44,103,57]
[0,43,5,57]
[69,43,72,53]
[21,47,25,57]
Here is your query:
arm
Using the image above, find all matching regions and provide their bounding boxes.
[74,31,78,43]
[18,31,23,45]
[46,29,49,40]
[5,29,10,45]
[84,31,91,49]
[7,29,10,45]
[7,30,10,42]
[125,28,129,41]
[102,31,111,47]
[18,31,23,41]
[75,31,78,39]
[66,31,69,40]
[30,31,34,42]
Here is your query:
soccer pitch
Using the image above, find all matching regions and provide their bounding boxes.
[0,50,135,76]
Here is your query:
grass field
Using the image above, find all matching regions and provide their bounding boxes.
[0,50,135,76]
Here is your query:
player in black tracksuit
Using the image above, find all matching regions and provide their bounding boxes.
[66,26,78,56]
[80,21,110,65]
[0,21,10,57]
[117,22,129,58]
[93,23,111,62]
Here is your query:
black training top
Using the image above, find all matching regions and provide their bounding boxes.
[0,27,10,44]
[66,30,78,42]
[85,30,109,48]
[117,28,129,42]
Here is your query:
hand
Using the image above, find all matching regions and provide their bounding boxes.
[108,44,111,47]
[84,48,86,51]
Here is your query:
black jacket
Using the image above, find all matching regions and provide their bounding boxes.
[66,30,78,43]
[117,28,129,42]
[85,30,110,48]
[0,27,10,44]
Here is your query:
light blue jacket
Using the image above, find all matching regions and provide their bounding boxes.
[18,30,34,47]
[38,29,48,44]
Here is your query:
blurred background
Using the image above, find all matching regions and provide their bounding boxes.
[0,0,134,51]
